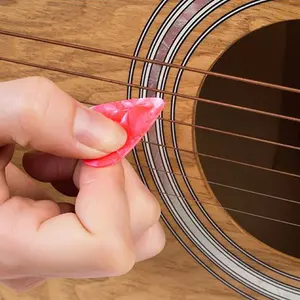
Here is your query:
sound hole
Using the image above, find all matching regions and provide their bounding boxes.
[196,20,300,258]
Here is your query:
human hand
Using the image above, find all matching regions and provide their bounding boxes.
[0,77,165,292]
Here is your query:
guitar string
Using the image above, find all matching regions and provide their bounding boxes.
[159,117,300,152]
[132,152,300,228]
[2,57,300,180]
[148,188,300,228]
[3,55,300,177]
[141,140,300,180]
[1,56,300,125]
[4,47,299,168]
[81,102,300,152]
[1,29,300,95]
[134,157,300,227]
[130,161,300,205]
[79,106,300,152]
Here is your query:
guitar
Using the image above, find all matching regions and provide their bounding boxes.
[0,0,300,299]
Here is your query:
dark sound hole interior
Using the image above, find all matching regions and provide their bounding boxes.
[196,20,300,258]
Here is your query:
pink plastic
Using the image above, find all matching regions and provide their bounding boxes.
[83,97,165,168]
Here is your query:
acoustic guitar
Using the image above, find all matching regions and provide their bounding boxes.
[0,0,300,299]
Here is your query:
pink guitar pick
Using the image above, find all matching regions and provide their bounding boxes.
[83,97,165,168]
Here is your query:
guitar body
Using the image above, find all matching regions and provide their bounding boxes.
[1,0,300,299]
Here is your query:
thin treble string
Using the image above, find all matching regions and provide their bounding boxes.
[158,117,300,151]
[1,29,300,95]
[131,162,300,205]
[2,56,300,125]
[149,188,300,228]
[141,140,300,180]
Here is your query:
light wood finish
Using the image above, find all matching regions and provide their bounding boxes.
[0,0,300,299]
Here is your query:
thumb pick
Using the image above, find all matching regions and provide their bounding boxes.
[83,97,165,168]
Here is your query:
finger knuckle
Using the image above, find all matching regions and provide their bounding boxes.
[8,196,34,212]
[0,197,34,236]
[138,223,166,261]
[34,200,61,218]
[96,237,135,276]
[109,246,135,276]
[151,198,162,222]
[16,77,55,146]
[23,76,54,120]
[153,227,166,256]
[144,195,161,226]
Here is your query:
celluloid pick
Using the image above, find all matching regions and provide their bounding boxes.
[83,97,165,168]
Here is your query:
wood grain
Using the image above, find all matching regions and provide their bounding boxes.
[0,0,300,299]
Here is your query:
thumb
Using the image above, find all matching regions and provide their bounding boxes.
[0,77,127,159]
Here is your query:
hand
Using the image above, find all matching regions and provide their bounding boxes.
[0,77,165,292]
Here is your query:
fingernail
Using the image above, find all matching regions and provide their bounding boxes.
[73,106,127,153]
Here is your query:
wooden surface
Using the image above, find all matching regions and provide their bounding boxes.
[1,0,300,299]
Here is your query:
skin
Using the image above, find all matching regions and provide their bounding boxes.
[0,77,166,292]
